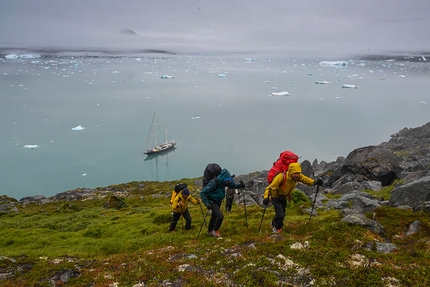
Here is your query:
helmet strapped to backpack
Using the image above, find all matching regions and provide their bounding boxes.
[202,163,222,187]
[267,151,299,185]
[170,182,188,204]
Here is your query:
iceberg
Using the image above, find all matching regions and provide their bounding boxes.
[271,91,290,96]
[319,61,348,67]
[23,145,39,149]
[341,84,358,89]
[72,125,85,131]
[5,53,41,59]
[161,75,175,79]
[315,81,332,84]
[218,73,227,78]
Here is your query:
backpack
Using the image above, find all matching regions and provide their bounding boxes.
[170,182,187,204]
[202,163,222,187]
[267,151,299,185]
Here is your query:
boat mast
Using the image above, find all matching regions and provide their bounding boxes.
[145,113,157,150]
[164,123,169,143]
[152,114,158,146]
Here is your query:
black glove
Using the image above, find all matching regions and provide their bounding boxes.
[240,180,245,189]
[314,178,323,186]
[263,198,270,205]
[206,203,212,209]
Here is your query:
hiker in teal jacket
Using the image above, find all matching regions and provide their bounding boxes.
[200,168,245,237]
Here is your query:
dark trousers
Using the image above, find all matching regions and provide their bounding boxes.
[225,194,234,212]
[169,208,192,231]
[271,197,287,229]
[208,201,224,232]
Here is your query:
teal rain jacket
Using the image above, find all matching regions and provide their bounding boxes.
[200,168,241,205]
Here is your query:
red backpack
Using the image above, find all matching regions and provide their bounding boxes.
[267,151,299,185]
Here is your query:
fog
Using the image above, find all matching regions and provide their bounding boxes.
[1,0,429,57]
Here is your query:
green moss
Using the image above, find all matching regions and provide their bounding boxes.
[1,179,430,286]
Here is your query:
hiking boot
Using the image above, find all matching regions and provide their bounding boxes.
[271,223,281,234]
[210,230,222,237]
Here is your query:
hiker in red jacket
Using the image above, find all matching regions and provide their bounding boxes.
[263,162,322,233]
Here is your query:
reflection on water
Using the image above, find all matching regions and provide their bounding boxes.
[144,148,175,181]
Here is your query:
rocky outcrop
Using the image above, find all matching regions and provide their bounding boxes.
[389,176,430,210]
[341,146,401,186]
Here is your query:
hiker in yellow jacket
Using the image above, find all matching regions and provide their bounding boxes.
[169,188,201,232]
[263,162,322,233]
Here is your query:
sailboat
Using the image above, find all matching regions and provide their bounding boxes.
[144,113,176,155]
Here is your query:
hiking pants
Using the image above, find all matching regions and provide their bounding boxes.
[169,208,192,231]
[208,201,224,232]
[225,194,234,212]
[271,197,287,229]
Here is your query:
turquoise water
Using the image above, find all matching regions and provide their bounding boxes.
[1,55,429,199]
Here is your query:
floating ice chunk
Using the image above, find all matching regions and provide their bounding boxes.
[319,61,348,67]
[192,116,201,120]
[342,84,358,89]
[421,56,427,61]
[218,73,227,78]
[72,125,85,131]
[271,91,290,96]
[5,54,19,59]
[24,145,39,149]
[161,75,175,79]
[82,173,87,176]
[420,101,427,105]
[336,97,343,99]
[244,58,255,62]
[20,54,41,59]
[5,53,41,59]
[263,81,269,83]
[315,81,332,84]
[399,75,406,78]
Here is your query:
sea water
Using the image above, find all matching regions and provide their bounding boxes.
[1,54,429,199]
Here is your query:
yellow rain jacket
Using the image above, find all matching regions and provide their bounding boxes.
[171,191,200,213]
[263,162,315,200]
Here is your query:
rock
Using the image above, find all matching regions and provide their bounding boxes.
[103,196,127,209]
[341,213,385,235]
[406,220,420,236]
[388,176,430,209]
[341,146,400,186]
[375,242,397,253]
[19,195,50,205]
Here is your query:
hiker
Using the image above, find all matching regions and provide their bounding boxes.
[169,188,201,232]
[200,168,245,237]
[263,162,323,234]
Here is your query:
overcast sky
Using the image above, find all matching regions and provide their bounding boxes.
[1,0,429,57]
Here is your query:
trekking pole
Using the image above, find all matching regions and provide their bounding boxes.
[308,185,320,223]
[180,205,184,233]
[199,202,207,228]
[258,205,267,234]
[242,188,248,228]
[196,209,209,240]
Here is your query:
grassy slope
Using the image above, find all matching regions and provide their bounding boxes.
[1,179,429,287]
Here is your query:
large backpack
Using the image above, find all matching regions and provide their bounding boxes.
[267,151,299,185]
[202,163,222,187]
[170,182,187,204]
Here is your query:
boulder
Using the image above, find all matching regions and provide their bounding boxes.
[341,146,400,186]
[341,213,384,234]
[389,176,430,209]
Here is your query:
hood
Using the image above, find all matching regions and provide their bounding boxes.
[288,162,302,175]
[217,168,232,182]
